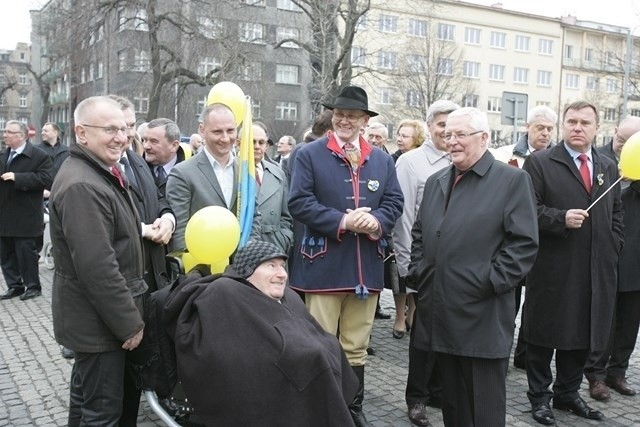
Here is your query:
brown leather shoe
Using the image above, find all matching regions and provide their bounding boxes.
[588,379,610,401]
[408,403,432,426]
[606,376,636,396]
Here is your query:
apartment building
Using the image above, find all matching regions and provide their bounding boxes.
[0,43,35,147]
[352,0,640,147]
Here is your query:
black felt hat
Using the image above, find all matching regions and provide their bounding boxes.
[232,241,288,278]
[322,86,378,117]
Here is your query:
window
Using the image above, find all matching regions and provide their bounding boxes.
[239,23,264,43]
[241,0,266,5]
[437,57,453,75]
[462,61,480,78]
[630,109,640,117]
[406,90,423,107]
[0,96,5,106]
[118,8,148,31]
[537,70,552,86]
[515,35,530,52]
[251,99,261,119]
[133,50,150,72]
[18,72,28,85]
[490,31,506,48]
[379,87,393,104]
[240,62,261,81]
[97,61,104,79]
[0,117,5,130]
[514,67,528,84]
[356,14,367,30]
[276,27,299,48]
[489,64,505,81]
[605,51,616,65]
[408,19,427,37]
[461,94,478,108]
[539,39,553,55]
[465,27,481,45]
[19,95,27,108]
[437,23,454,41]
[134,9,148,31]
[377,51,397,70]
[200,17,224,39]
[351,46,366,66]
[487,97,501,113]
[564,44,573,59]
[277,0,301,11]
[407,55,427,72]
[587,76,599,91]
[198,57,221,77]
[88,63,94,81]
[379,15,398,33]
[276,101,298,120]
[134,93,149,113]
[197,96,207,116]
[117,50,127,72]
[276,64,299,84]
[604,108,617,122]
[80,68,86,83]
[584,48,594,62]
[606,78,617,93]
[565,74,579,89]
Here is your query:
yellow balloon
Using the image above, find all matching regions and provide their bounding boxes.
[206,81,246,125]
[211,259,229,274]
[185,206,240,264]
[182,252,199,273]
[620,130,640,180]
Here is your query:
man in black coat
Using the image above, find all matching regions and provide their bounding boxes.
[584,115,640,400]
[0,120,52,301]
[522,101,624,425]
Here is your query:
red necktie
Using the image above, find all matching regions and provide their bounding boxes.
[255,166,261,186]
[110,165,125,188]
[578,154,591,193]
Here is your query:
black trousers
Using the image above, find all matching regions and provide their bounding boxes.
[438,353,508,427]
[526,343,588,404]
[585,291,640,380]
[405,311,441,407]
[0,236,41,290]
[68,349,141,426]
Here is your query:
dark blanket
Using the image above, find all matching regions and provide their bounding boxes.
[164,273,358,426]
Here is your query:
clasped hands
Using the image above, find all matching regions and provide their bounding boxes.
[143,217,173,245]
[345,207,380,235]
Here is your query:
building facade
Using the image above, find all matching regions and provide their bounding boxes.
[0,43,35,148]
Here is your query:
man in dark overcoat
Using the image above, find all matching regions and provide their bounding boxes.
[0,120,52,300]
[584,115,640,399]
[408,107,539,426]
[522,101,624,425]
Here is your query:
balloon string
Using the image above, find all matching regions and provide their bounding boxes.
[586,176,623,212]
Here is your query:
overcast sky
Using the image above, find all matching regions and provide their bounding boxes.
[1,0,639,51]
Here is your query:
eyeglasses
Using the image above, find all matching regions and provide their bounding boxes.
[333,112,366,122]
[443,130,483,142]
[2,130,23,135]
[81,124,128,136]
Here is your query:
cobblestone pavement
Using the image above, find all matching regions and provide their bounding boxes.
[1,264,639,426]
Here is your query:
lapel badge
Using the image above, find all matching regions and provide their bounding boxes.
[596,173,604,186]
[367,179,380,192]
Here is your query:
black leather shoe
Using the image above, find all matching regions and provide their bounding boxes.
[553,397,604,420]
[61,346,75,359]
[408,403,432,426]
[366,347,376,356]
[20,288,41,301]
[531,402,555,425]
[393,330,405,339]
[0,288,25,300]
[375,309,391,319]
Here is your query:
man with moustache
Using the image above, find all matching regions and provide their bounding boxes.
[143,118,187,196]
[522,101,624,425]
[409,107,538,426]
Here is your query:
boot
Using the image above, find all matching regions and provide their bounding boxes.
[349,365,372,427]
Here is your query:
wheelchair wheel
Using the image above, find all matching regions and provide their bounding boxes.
[44,242,55,270]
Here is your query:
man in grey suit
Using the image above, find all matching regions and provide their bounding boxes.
[166,103,259,252]
[250,122,293,254]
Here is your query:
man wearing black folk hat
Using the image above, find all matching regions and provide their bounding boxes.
[165,240,358,426]
[288,86,404,426]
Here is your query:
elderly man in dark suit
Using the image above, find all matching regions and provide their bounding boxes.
[408,107,539,426]
[143,118,187,197]
[289,86,404,427]
[522,101,624,425]
[0,120,52,301]
[583,115,640,400]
